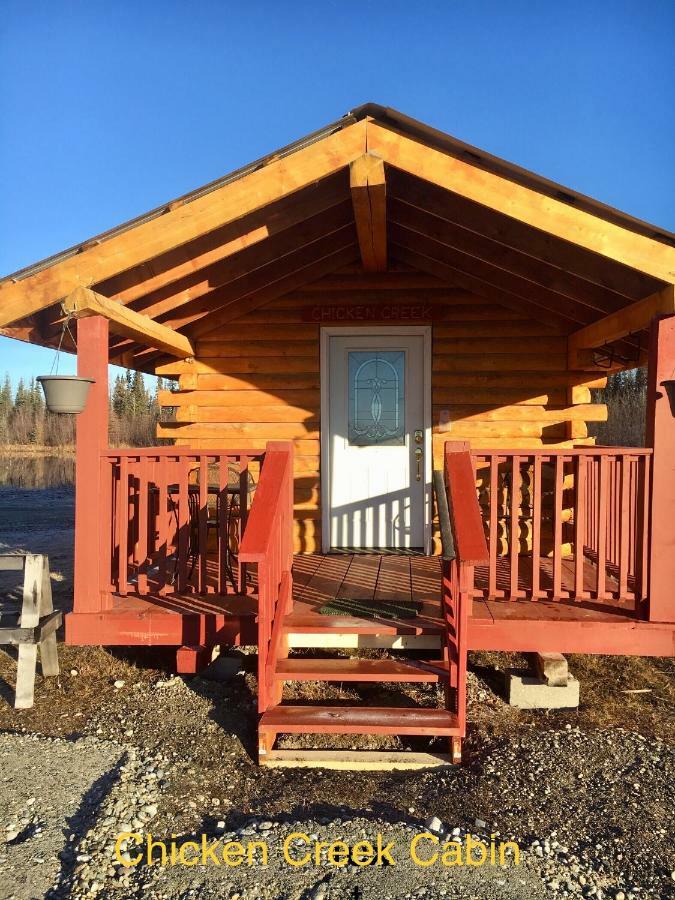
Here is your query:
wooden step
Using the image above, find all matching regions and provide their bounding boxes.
[260,750,456,770]
[259,705,460,736]
[283,614,443,635]
[274,658,449,683]
[287,633,441,650]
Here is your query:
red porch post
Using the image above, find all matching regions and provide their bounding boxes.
[646,313,675,623]
[73,315,109,615]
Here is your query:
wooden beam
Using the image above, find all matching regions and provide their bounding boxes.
[0,121,367,327]
[388,196,627,315]
[368,122,675,284]
[63,287,194,358]
[390,242,575,332]
[386,167,657,301]
[350,153,387,272]
[96,171,350,305]
[124,243,359,364]
[569,285,675,353]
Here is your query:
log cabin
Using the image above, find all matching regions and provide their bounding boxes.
[1,104,674,768]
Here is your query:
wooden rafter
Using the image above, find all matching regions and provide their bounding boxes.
[568,285,675,364]
[118,244,360,367]
[369,123,675,285]
[63,287,194,359]
[386,167,659,301]
[95,172,351,306]
[123,202,355,324]
[0,122,367,328]
[350,154,387,272]
[390,243,574,332]
[390,225,596,326]
[388,196,629,316]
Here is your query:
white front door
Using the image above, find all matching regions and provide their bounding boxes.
[323,329,430,550]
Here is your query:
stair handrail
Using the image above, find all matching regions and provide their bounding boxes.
[239,440,294,714]
[440,443,489,751]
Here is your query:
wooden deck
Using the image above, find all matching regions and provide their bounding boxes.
[66,553,675,656]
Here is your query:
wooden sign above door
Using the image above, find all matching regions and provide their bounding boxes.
[302,303,439,323]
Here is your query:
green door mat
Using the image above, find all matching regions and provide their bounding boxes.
[318,598,422,619]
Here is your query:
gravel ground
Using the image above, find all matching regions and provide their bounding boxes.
[0,479,674,898]
[0,670,672,900]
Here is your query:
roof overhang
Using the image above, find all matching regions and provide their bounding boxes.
[1,105,673,373]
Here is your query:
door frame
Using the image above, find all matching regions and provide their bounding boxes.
[319,325,433,554]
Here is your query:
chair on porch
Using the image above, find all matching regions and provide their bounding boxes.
[184,463,257,589]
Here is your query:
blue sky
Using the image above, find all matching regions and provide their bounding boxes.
[1,0,673,387]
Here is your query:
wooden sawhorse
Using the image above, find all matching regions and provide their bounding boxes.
[0,555,62,708]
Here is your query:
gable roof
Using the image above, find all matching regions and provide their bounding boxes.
[1,103,673,372]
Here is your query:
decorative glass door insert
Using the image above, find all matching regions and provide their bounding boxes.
[348,350,405,446]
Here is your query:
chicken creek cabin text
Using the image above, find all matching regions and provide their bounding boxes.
[2,105,674,768]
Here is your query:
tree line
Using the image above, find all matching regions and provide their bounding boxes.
[589,367,647,447]
[0,371,175,448]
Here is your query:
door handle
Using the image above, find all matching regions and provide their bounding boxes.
[414,447,423,481]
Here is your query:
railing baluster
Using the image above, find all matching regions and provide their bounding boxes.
[637,455,651,604]
[574,455,586,601]
[488,455,498,599]
[596,455,608,600]
[239,455,250,594]
[509,455,521,600]
[99,456,114,604]
[619,455,631,599]
[531,454,542,600]
[218,455,229,595]
[178,457,190,592]
[157,455,168,595]
[136,456,149,595]
[199,455,208,594]
[117,456,128,596]
[553,454,563,600]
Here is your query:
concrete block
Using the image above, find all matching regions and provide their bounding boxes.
[506,670,579,709]
[533,652,569,687]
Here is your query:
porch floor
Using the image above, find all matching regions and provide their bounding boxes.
[70,554,674,656]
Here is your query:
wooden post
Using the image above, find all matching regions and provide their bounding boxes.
[74,315,109,614]
[646,314,675,622]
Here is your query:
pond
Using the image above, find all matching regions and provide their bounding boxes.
[0,454,75,489]
[0,456,75,606]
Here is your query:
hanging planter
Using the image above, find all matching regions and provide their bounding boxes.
[37,309,95,414]
[661,380,675,416]
[37,375,94,414]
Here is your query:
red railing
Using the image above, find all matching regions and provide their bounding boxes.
[438,444,490,746]
[238,441,294,714]
[470,448,653,605]
[101,448,264,598]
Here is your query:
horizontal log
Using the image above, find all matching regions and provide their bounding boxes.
[432,355,567,372]
[434,337,565,355]
[157,358,319,375]
[197,324,320,342]
[178,373,321,390]
[431,389,568,406]
[182,438,320,454]
[194,340,319,358]
[174,405,317,423]
[160,389,320,407]
[232,303,529,324]
[157,422,321,439]
[433,404,608,423]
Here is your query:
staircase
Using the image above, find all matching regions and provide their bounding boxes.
[240,442,488,770]
[258,603,464,769]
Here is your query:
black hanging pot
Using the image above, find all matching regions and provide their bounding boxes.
[37,376,95,414]
[661,380,675,416]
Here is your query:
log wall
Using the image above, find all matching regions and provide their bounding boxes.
[157,266,607,553]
